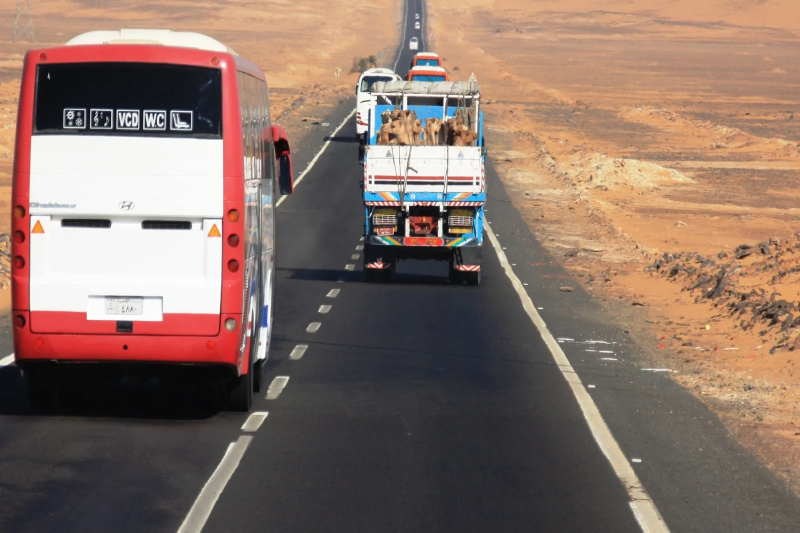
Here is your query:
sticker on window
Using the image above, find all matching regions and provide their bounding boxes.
[116,109,140,130]
[63,108,86,129]
[89,109,113,130]
[170,110,193,131]
[143,110,167,131]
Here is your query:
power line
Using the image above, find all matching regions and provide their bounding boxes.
[13,0,34,43]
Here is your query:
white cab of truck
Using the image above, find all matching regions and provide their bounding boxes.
[356,68,401,140]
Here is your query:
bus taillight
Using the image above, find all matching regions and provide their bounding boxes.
[227,234,239,247]
[227,259,240,273]
[227,209,240,223]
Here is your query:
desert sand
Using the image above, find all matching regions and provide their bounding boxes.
[428,0,800,492]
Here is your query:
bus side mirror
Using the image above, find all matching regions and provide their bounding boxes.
[272,124,294,195]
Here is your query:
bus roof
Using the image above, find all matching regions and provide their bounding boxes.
[66,29,238,56]
[359,67,399,78]
[408,65,447,73]
[413,52,440,58]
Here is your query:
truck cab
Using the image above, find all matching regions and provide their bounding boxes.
[410,52,441,69]
[407,65,449,82]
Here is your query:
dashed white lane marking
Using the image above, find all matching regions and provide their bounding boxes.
[241,411,269,432]
[345,264,355,271]
[275,108,356,208]
[601,358,618,361]
[359,236,364,241]
[642,368,673,373]
[356,245,364,251]
[177,435,253,533]
[327,289,340,298]
[266,376,290,400]
[307,322,321,333]
[485,223,670,533]
[351,254,360,260]
[289,345,308,360]
[0,353,15,367]
[319,305,332,314]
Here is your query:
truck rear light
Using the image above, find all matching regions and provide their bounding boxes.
[13,256,25,269]
[13,206,25,219]
[227,209,240,223]
[227,234,240,247]
[227,259,240,273]
[13,231,25,244]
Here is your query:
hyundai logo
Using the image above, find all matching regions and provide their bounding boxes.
[119,201,135,210]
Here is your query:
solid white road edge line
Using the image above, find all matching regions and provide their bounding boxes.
[275,108,357,208]
[0,353,14,367]
[484,223,670,533]
[241,411,269,432]
[177,436,253,533]
[266,376,290,400]
[393,0,409,72]
[289,345,308,360]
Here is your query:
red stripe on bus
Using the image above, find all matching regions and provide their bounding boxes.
[29,311,221,336]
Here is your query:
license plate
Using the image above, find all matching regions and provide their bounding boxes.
[105,297,144,316]
[376,227,396,236]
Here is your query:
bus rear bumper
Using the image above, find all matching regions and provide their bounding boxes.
[12,311,244,370]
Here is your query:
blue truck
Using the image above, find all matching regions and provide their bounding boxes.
[361,81,485,284]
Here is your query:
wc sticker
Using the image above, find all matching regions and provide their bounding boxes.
[143,110,167,131]
[63,108,86,129]
[170,110,193,131]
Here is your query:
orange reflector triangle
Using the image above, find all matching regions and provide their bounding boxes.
[207,224,221,237]
[32,220,44,234]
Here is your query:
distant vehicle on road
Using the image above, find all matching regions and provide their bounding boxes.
[360,80,486,284]
[415,13,420,19]
[355,67,402,146]
[415,21,421,29]
[409,37,419,50]
[407,65,449,82]
[410,52,441,69]
[11,29,295,411]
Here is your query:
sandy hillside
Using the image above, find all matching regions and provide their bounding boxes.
[428,0,800,492]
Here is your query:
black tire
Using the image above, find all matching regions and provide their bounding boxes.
[228,359,253,412]
[253,359,264,394]
[464,270,481,286]
[26,367,55,410]
[448,253,462,285]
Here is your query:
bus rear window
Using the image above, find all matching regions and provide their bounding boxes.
[34,63,222,137]
[415,59,440,67]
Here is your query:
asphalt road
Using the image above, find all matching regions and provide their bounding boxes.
[2,0,800,532]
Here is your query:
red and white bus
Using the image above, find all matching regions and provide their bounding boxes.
[11,30,294,411]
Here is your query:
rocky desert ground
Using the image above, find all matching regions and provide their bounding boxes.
[428,0,800,493]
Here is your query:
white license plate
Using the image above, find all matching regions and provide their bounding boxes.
[105,297,144,316]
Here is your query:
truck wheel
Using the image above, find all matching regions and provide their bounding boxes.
[448,253,462,285]
[464,270,481,286]
[380,257,397,283]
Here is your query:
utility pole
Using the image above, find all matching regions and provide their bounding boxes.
[13,0,35,43]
